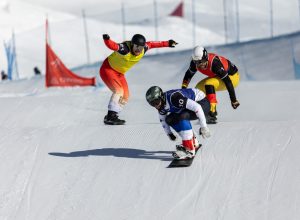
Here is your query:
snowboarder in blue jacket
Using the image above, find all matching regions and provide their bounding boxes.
[146,86,211,159]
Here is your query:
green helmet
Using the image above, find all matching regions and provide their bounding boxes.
[145,86,165,106]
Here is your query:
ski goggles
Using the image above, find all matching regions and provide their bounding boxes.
[193,59,207,65]
[149,98,161,107]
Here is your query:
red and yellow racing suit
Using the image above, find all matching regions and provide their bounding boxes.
[100,38,170,113]
[181,53,239,113]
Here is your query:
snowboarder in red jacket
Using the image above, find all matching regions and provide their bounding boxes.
[100,34,178,125]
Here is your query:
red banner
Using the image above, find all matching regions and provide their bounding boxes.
[169,1,184,17]
[45,43,95,87]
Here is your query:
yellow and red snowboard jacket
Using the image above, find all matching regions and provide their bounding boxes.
[104,38,170,74]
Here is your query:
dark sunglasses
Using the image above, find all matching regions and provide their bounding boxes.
[193,59,207,65]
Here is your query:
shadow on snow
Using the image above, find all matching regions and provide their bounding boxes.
[49,148,173,161]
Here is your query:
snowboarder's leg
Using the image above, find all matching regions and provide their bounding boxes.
[171,120,196,159]
[196,78,220,124]
[196,74,240,124]
[196,97,211,116]
[100,59,126,125]
[205,86,218,124]
[193,133,201,149]
[119,75,129,108]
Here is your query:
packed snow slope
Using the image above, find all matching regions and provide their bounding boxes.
[1,44,300,219]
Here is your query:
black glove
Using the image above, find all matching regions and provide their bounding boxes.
[168,133,177,141]
[168,39,178,48]
[103,34,110,40]
[231,100,240,109]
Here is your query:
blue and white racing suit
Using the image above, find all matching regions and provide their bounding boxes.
[157,88,210,140]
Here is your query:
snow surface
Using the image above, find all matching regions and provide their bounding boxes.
[1,45,300,219]
[1,0,300,219]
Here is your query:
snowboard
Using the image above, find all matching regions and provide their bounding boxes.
[104,120,125,125]
[168,145,201,168]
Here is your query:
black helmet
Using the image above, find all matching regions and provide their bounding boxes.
[131,34,146,46]
[146,86,165,107]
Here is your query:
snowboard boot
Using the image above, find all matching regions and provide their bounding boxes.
[173,140,195,160]
[206,111,217,124]
[206,103,218,124]
[172,149,194,160]
[175,144,185,151]
[104,111,126,125]
[172,147,195,160]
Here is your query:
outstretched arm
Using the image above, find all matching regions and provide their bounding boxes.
[182,61,197,88]
[146,39,177,50]
[217,70,239,108]
[221,76,237,102]
[212,57,239,108]
[103,34,131,55]
[103,34,119,51]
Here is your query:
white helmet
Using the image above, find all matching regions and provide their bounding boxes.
[192,46,208,62]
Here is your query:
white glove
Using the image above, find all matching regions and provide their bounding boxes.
[199,126,211,139]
